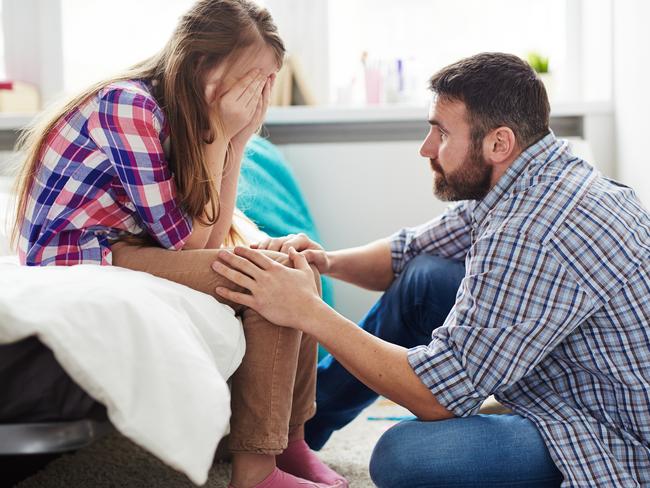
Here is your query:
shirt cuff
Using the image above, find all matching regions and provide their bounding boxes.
[408,340,485,417]
[147,207,193,250]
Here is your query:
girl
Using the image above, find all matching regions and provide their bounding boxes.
[11,1,346,487]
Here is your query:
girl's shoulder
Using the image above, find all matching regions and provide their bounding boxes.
[97,79,158,107]
[95,79,166,132]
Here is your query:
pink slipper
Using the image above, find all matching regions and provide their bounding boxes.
[229,466,340,488]
[277,440,348,487]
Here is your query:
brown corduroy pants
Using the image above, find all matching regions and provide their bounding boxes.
[112,242,318,455]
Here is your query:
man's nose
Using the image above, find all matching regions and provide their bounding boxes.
[420,131,438,158]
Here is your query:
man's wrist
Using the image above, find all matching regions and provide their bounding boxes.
[300,296,334,336]
[324,251,339,276]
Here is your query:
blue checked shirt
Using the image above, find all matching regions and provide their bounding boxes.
[391,132,650,487]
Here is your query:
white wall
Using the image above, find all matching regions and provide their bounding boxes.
[279,141,448,322]
[613,1,650,208]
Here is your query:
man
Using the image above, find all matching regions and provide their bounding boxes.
[213,52,650,487]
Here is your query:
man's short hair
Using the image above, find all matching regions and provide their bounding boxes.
[429,52,550,149]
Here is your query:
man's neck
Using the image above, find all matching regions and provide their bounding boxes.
[489,150,522,188]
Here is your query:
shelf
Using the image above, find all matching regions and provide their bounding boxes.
[0,114,35,131]
[0,100,614,133]
[266,101,613,126]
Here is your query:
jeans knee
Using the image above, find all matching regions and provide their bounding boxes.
[369,423,417,487]
[390,254,464,330]
[398,254,463,297]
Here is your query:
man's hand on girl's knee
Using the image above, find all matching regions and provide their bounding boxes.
[258,249,291,267]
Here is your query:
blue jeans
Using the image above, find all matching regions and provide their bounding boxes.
[305,254,562,486]
[370,414,563,487]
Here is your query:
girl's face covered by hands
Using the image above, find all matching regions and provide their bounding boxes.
[203,43,279,144]
[204,43,279,103]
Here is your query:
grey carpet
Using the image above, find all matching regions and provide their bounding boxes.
[15,400,408,488]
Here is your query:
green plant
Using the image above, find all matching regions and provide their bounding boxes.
[527,52,549,74]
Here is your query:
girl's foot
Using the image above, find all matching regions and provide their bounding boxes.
[276,439,348,487]
[229,467,335,488]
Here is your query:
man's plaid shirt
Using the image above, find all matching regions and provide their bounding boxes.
[391,132,650,487]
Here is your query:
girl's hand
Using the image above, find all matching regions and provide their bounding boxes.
[205,68,267,141]
[212,246,322,330]
[251,233,331,274]
[230,73,274,150]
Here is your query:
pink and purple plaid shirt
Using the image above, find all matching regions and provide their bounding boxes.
[19,80,193,265]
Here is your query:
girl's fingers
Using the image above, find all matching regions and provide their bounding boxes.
[212,260,256,290]
[233,246,275,270]
[254,238,271,250]
[214,250,262,279]
[228,68,260,100]
[242,75,266,107]
[262,78,271,106]
[252,94,264,130]
[215,287,255,308]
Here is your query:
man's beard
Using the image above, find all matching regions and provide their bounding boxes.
[431,145,493,201]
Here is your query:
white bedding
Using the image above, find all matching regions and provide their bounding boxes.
[0,178,255,485]
[0,262,245,485]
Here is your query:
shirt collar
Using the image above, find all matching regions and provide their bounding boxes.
[471,130,564,227]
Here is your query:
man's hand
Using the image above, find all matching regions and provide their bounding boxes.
[251,233,331,274]
[212,246,323,330]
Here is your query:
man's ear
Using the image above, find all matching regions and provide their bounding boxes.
[483,127,518,165]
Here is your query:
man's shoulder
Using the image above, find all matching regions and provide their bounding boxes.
[489,164,650,303]
[491,153,597,233]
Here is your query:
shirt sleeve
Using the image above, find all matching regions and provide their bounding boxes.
[390,201,474,276]
[408,231,596,417]
[88,86,192,250]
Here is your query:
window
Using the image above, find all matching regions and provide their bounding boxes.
[61,0,196,94]
[268,0,613,105]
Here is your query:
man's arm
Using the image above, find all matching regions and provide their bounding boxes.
[324,239,394,291]
[253,234,395,291]
[253,202,474,291]
[305,298,454,420]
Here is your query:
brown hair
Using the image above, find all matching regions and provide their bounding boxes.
[429,52,550,150]
[11,0,285,247]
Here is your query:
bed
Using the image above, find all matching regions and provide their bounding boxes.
[0,175,247,485]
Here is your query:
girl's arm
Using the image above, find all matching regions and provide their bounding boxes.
[183,70,270,250]
[202,143,242,249]
[205,74,273,249]
[182,140,229,250]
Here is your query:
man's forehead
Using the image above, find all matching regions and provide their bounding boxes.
[428,95,468,125]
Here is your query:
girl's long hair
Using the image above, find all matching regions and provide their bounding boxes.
[11,0,284,248]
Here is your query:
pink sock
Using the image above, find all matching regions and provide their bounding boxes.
[276,440,348,487]
[229,467,335,488]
